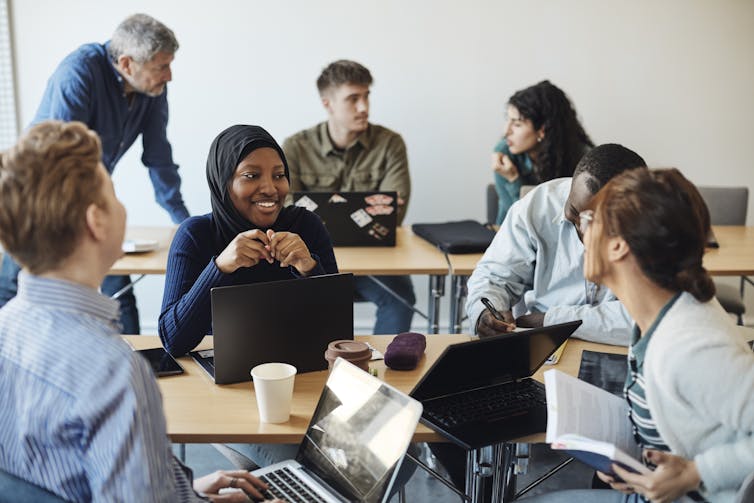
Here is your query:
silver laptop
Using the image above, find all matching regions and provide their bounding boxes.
[190,273,354,384]
[251,358,423,503]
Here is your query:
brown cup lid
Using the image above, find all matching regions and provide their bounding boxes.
[325,340,371,361]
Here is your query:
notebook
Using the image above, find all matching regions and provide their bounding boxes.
[293,191,398,246]
[248,357,423,503]
[190,273,354,384]
[410,320,582,450]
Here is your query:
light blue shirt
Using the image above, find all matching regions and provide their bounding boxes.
[466,178,632,345]
[0,273,204,502]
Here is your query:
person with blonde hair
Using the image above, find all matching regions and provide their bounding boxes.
[0,121,281,502]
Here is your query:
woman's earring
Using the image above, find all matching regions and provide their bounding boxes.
[537,136,543,143]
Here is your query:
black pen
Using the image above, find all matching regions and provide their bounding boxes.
[481,297,516,329]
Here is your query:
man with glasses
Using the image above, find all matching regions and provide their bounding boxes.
[466,143,647,345]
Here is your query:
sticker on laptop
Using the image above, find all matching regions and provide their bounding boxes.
[294,195,318,212]
[364,193,394,206]
[350,208,373,227]
[365,204,394,216]
[370,222,390,237]
[328,193,348,203]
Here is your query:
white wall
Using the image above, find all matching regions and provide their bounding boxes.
[10,0,754,332]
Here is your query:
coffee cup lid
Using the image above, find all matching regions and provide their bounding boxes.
[325,340,371,360]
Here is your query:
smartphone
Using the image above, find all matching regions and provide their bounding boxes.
[136,347,184,377]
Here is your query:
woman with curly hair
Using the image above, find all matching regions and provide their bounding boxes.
[491,80,593,224]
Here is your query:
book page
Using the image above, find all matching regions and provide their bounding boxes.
[544,369,639,458]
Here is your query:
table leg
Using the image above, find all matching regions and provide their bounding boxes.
[428,275,445,334]
[464,443,517,503]
[449,274,468,333]
[110,273,146,299]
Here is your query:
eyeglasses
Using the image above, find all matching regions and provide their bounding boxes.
[578,210,594,235]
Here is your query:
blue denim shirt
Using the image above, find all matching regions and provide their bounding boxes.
[31,42,189,223]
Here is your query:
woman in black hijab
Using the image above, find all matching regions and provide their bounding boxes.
[159,125,338,356]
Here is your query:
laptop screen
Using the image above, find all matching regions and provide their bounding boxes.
[296,358,422,503]
[410,321,581,401]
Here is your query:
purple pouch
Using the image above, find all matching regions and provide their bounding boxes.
[384,332,426,370]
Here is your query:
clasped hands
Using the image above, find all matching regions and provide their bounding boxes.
[215,229,316,275]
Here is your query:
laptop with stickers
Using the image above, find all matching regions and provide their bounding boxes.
[293,191,398,246]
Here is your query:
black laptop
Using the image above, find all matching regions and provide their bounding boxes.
[410,320,582,450]
[190,273,354,384]
[293,191,398,246]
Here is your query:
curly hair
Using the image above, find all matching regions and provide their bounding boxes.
[0,121,104,274]
[509,80,593,183]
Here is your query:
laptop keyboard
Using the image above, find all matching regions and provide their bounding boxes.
[423,379,545,428]
[259,466,328,503]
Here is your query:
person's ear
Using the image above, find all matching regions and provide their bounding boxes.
[607,236,630,263]
[321,95,332,113]
[85,203,107,242]
[116,55,134,76]
[536,126,545,143]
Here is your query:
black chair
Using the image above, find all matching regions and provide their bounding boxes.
[698,186,750,325]
[0,468,67,503]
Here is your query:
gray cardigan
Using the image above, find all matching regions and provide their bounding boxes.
[644,292,754,502]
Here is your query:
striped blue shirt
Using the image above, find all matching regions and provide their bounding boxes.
[0,273,205,501]
[624,294,679,452]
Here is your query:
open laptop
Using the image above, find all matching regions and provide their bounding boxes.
[190,273,354,384]
[293,191,398,246]
[410,320,582,450]
[249,357,423,503]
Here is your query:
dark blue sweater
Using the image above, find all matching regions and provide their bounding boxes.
[159,209,338,355]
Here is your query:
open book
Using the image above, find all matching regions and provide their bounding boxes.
[544,369,650,478]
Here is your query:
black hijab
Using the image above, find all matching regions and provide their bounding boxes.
[206,125,298,246]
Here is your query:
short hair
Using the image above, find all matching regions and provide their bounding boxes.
[573,143,647,194]
[316,60,373,95]
[589,168,714,302]
[108,13,179,63]
[0,121,105,274]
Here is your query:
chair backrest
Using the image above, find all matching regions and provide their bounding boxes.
[520,185,536,198]
[485,183,538,224]
[697,186,749,225]
[486,183,497,224]
[0,468,66,503]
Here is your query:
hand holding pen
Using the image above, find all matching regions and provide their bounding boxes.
[479,297,516,337]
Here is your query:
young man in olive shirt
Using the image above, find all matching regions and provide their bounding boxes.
[283,60,415,334]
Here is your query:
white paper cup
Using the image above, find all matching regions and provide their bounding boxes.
[251,363,297,423]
